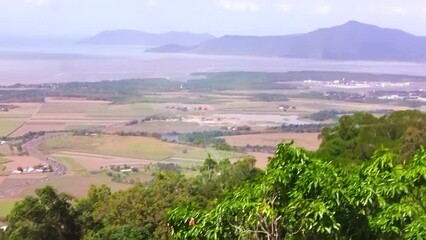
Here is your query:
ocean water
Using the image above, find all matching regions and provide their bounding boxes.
[1,44,426,85]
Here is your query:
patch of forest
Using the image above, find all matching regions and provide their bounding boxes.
[1,71,425,103]
[316,110,426,166]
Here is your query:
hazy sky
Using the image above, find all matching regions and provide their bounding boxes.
[1,0,426,37]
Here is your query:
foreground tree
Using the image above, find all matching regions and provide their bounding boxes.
[168,143,426,239]
[82,172,191,239]
[5,186,80,240]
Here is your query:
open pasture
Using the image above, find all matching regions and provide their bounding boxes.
[248,152,274,169]
[0,157,12,175]
[13,98,168,135]
[52,152,204,177]
[0,103,41,118]
[39,98,163,119]
[40,135,238,161]
[0,119,25,137]
[106,120,221,134]
[18,174,131,198]
[209,93,415,118]
[1,156,45,175]
[223,132,321,151]
[53,152,161,172]
[212,99,289,114]
[287,98,411,113]
[9,121,67,137]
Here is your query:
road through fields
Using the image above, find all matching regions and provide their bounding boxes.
[0,133,68,199]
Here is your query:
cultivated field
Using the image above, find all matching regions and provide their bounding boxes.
[1,156,45,175]
[0,119,25,137]
[9,122,67,137]
[286,98,412,113]
[18,174,131,198]
[0,72,424,219]
[5,98,168,137]
[53,152,178,172]
[248,152,274,169]
[106,120,222,134]
[0,103,41,119]
[0,103,42,137]
[223,132,321,151]
[39,135,239,161]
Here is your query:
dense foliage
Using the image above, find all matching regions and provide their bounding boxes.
[317,110,426,165]
[2,145,425,239]
[309,110,341,121]
[170,144,426,239]
[2,71,425,103]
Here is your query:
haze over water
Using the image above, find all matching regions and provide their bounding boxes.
[1,45,426,85]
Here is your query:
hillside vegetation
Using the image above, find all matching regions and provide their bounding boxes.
[1,110,425,239]
[317,110,426,166]
[2,71,425,103]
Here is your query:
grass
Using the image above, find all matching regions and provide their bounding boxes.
[54,156,87,174]
[39,135,239,161]
[19,174,131,198]
[86,103,164,118]
[0,200,16,218]
[38,101,163,119]
[0,119,24,137]
[0,157,11,165]
[0,157,11,175]
[65,125,105,131]
[38,101,107,114]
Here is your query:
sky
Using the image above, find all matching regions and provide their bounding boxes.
[0,0,426,37]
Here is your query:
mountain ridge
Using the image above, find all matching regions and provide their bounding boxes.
[147,21,426,61]
[79,30,215,46]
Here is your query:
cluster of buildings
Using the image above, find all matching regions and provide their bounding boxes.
[374,90,426,102]
[12,165,51,174]
[0,104,18,112]
[303,79,411,89]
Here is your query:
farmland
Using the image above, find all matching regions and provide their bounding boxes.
[39,135,240,161]
[222,132,321,151]
[0,71,424,219]
[0,119,24,137]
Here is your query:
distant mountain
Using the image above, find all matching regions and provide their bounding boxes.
[79,30,215,46]
[147,21,426,61]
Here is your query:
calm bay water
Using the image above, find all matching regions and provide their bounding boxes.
[1,44,426,85]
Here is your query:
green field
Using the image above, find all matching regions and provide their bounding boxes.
[40,135,239,161]
[0,119,24,137]
[0,200,15,218]
[54,156,87,173]
[39,101,164,119]
[65,125,105,131]
[0,157,11,164]
[19,174,132,198]
[0,157,11,174]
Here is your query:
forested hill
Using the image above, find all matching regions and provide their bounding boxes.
[1,110,426,239]
[316,110,426,166]
[148,21,426,61]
